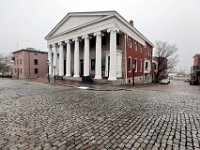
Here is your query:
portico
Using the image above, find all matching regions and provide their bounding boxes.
[45,11,153,83]
[47,29,122,80]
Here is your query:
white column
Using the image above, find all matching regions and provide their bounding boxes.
[94,31,103,79]
[66,40,71,76]
[73,38,80,77]
[59,42,64,76]
[48,45,53,76]
[107,28,119,80]
[83,35,90,76]
[52,44,57,76]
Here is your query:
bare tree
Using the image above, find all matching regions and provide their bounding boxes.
[154,41,178,80]
[0,54,13,76]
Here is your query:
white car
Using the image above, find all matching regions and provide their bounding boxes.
[159,78,170,84]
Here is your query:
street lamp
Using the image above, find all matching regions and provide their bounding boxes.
[46,60,50,83]
[132,64,135,86]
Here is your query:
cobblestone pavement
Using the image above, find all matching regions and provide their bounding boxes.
[0,78,200,150]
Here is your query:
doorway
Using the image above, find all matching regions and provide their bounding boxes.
[80,59,84,77]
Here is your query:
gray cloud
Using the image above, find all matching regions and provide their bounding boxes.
[0,0,199,72]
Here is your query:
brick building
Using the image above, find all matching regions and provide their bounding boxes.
[45,11,153,84]
[153,57,168,80]
[191,54,200,84]
[12,48,48,79]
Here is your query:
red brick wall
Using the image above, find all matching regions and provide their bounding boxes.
[126,35,153,78]
[193,55,200,67]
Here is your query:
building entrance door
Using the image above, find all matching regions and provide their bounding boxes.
[80,59,84,77]
[64,59,66,75]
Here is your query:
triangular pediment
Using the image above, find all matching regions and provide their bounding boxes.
[46,11,117,39]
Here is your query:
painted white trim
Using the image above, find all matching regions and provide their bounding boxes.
[46,11,153,47]
[135,58,137,72]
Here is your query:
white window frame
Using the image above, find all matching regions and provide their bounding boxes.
[135,41,138,51]
[135,58,137,72]
[140,59,142,72]
[128,57,132,72]
[128,38,132,48]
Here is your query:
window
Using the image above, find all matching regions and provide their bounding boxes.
[20,68,22,74]
[34,59,38,65]
[145,62,148,70]
[140,44,143,52]
[135,59,137,72]
[91,59,95,71]
[17,59,18,65]
[128,57,132,72]
[20,59,22,65]
[128,38,132,48]
[135,42,138,51]
[35,68,38,74]
[140,59,142,72]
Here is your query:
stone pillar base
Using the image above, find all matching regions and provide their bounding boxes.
[108,77,117,81]
[95,76,102,79]
[65,74,71,77]
[73,75,80,78]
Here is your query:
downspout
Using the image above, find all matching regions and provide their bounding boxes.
[124,34,128,84]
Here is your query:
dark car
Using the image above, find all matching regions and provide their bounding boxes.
[189,79,198,85]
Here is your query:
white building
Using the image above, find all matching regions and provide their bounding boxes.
[45,11,153,83]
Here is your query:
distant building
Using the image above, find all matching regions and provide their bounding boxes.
[191,54,200,84]
[12,48,48,79]
[45,11,153,84]
[153,57,168,80]
[152,59,158,82]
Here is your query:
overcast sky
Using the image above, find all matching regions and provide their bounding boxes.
[0,0,200,72]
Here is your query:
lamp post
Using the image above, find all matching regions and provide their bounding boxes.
[46,60,50,83]
[132,64,135,86]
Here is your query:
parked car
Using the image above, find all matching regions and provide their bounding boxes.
[189,79,198,85]
[159,77,170,84]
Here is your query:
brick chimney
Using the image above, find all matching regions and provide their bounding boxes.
[129,20,134,27]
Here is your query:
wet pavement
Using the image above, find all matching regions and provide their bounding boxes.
[0,78,200,150]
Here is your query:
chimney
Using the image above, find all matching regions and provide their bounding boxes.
[129,20,134,27]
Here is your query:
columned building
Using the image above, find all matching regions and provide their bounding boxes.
[45,11,153,84]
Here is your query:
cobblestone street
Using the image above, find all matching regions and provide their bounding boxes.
[0,78,200,150]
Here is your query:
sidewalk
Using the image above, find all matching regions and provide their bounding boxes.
[26,78,156,91]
